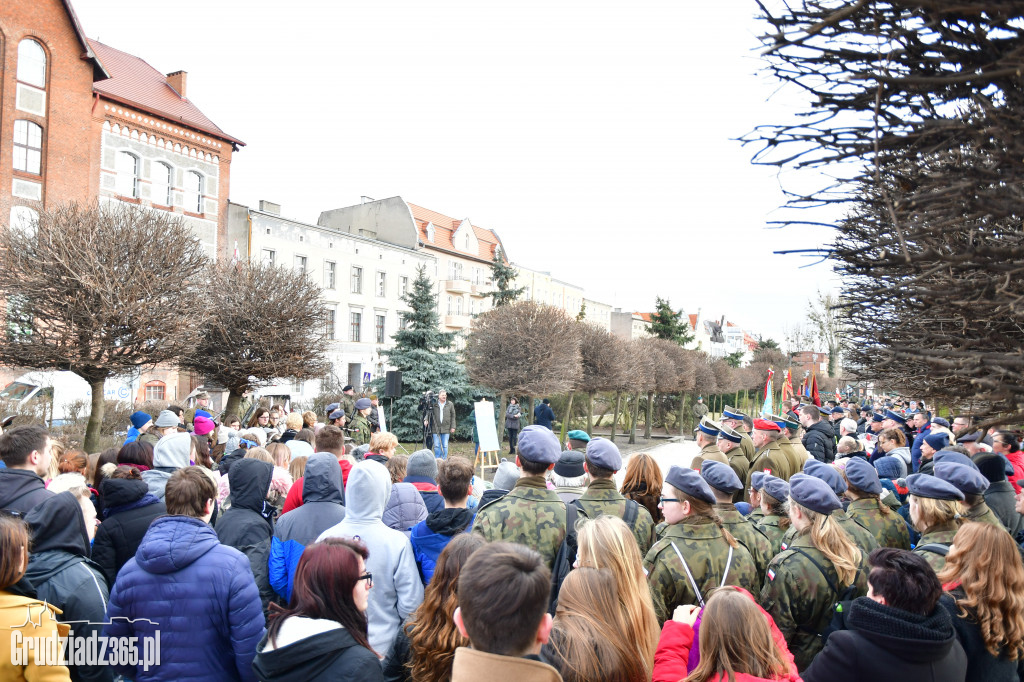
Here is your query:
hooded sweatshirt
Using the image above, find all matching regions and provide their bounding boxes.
[24,491,113,682]
[317,461,424,658]
[217,458,276,615]
[143,431,192,499]
[91,475,165,585]
[0,466,54,516]
[270,454,346,602]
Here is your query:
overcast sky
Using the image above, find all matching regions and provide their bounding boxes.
[74,0,838,346]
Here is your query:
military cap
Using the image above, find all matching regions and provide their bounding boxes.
[517,425,561,464]
[722,405,747,421]
[700,460,743,494]
[931,417,950,429]
[781,417,800,432]
[844,457,882,495]
[955,430,983,443]
[906,472,965,501]
[762,475,790,502]
[354,397,372,410]
[328,409,344,420]
[860,406,873,414]
[830,406,846,415]
[584,437,621,471]
[932,450,979,470]
[871,412,886,423]
[750,471,767,491]
[566,429,591,443]
[753,418,781,432]
[803,458,848,495]
[717,424,743,444]
[883,409,907,425]
[789,473,843,515]
[664,465,716,505]
[554,449,585,478]
[770,414,789,430]
[326,402,340,412]
[923,432,950,451]
[695,417,721,437]
[342,385,354,392]
[935,462,990,495]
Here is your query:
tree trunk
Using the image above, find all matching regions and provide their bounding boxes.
[497,392,507,444]
[679,392,686,437]
[524,396,533,426]
[644,391,655,439]
[629,391,641,444]
[84,377,106,453]
[560,391,576,445]
[587,392,595,436]
[225,390,244,419]
[610,391,622,441]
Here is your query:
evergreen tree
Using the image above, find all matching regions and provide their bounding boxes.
[724,350,745,368]
[576,300,587,321]
[375,265,478,441]
[649,296,694,345]
[484,251,525,307]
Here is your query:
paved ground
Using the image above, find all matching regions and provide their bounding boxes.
[614,439,698,488]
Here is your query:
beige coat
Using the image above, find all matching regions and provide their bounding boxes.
[451,647,563,682]
[0,591,71,682]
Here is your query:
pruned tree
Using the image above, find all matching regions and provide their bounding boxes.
[181,260,330,417]
[575,322,629,437]
[0,203,209,452]
[624,339,658,444]
[465,300,582,443]
[659,341,696,435]
[640,337,677,440]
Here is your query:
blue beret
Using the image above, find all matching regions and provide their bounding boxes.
[883,410,907,425]
[803,458,848,495]
[844,457,882,495]
[566,430,591,442]
[934,462,990,495]
[762,475,790,502]
[871,412,886,423]
[195,409,212,419]
[516,425,561,464]
[789,473,842,515]
[906,473,965,501]
[326,402,340,412]
[750,471,767,491]
[695,417,720,437]
[924,432,950,451]
[722,406,746,421]
[584,437,621,471]
[329,409,344,420]
[717,425,742,444]
[700,460,743,494]
[931,417,950,429]
[831,407,846,415]
[354,398,372,410]
[932,451,979,470]
[664,466,716,505]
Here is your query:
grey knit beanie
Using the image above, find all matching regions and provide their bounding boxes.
[492,458,521,491]
[406,450,438,480]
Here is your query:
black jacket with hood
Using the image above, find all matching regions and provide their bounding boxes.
[91,475,166,585]
[24,491,114,682]
[251,619,383,682]
[0,467,54,516]
[216,458,276,616]
[803,420,838,463]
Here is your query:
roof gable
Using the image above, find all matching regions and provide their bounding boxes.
[407,202,504,263]
[61,0,109,79]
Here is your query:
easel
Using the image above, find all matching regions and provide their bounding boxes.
[472,397,503,479]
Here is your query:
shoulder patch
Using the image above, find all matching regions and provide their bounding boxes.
[767,568,776,581]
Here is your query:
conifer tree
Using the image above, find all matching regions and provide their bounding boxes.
[650,297,693,345]
[484,251,525,307]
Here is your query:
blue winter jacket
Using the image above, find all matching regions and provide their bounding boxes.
[103,514,265,682]
[534,403,556,429]
[409,507,475,583]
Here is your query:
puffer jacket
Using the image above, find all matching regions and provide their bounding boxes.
[410,507,475,583]
[92,476,165,585]
[383,482,429,536]
[104,515,265,682]
[216,459,275,617]
[405,476,445,514]
[142,431,192,500]
[270,454,346,602]
[802,421,837,463]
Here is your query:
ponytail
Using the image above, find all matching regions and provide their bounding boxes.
[762,493,792,531]
[683,493,738,548]
[797,502,861,584]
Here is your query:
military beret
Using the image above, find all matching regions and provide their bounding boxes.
[934,462,990,495]
[762,475,790,502]
[931,417,950,429]
[664,465,716,505]
[584,437,622,471]
[554,449,585,478]
[326,402,340,412]
[566,429,591,443]
[329,409,345,420]
[354,398,372,410]
[803,458,848,495]
[516,425,561,464]
[753,418,781,432]
[883,410,907,425]
[924,432,950,451]
[700,460,743,494]
[844,457,882,495]
[722,405,747,421]
[871,412,886,423]
[956,430,983,443]
[932,450,979,471]
[906,472,965,501]
[830,406,846,415]
[750,471,767,491]
[789,473,843,515]
[717,425,743,444]
[695,417,721,437]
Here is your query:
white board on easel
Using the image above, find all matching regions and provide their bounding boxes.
[474,400,499,452]
[378,405,387,434]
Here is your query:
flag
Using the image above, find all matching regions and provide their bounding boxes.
[761,368,775,416]
[781,369,794,406]
[230,240,239,267]
[810,373,821,407]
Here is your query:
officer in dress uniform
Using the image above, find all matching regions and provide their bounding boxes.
[690,417,730,471]
[721,406,756,464]
[716,425,749,503]
[746,419,792,498]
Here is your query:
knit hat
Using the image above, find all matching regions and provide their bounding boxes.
[352,444,371,460]
[874,456,903,480]
[193,416,216,437]
[493,458,521,491]
[924,432,950,451]
[554,450,585,478]
[407,450,439,480]
[154,410,179,428]
[130,411,153,430]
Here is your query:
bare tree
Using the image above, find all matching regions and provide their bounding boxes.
[181,260,330,416]
[639,338,675,440]
[624,339,658,444]
[0,203,209,451]
[659,342,696,435]
[807,290,842,377]
[575,322,629,438]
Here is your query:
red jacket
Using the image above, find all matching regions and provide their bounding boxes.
[1006,451,1024,494]
[653,588,802,682]
[282,458,352,514]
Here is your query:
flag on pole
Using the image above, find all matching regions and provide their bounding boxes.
[781,369,794,407]
[761,368,775,416]
[810,373,821,407]
[230,240,240,266]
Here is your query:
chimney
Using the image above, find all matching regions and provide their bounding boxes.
[259,200,281,215]
[166,71,187,99]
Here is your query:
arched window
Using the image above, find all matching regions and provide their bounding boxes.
[184,171,203,213]
[116,151,139,198]
[456,297,463,315]
[152,162,172,206]
[17,39,46,88]
[12,121,42,174]
[144,380,166,401]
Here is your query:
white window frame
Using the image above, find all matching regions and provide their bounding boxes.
[116,151,140,198]
[184,171,203,213]
[376,271,386,297]
[294,254,307,276]
[261,249,276,266]
[351,266,363,294]
[17,39,46,88]
[325,261,336,289]
[152,161,173,206]
[12,120,42,175]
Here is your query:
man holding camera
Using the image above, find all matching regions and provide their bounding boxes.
[425,389,457,459]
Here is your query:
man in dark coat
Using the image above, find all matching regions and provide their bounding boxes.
[216,458,276,616]
[800,405,837,463]
[92,467,166,585]
[802,547,967,682]
[0,425,54,516]
[976,454,1024,535]
[534,398,556,430]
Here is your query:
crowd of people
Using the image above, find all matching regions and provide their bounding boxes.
[0,391,1023,681]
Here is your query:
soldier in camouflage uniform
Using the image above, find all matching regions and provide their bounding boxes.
[721,406,756,465]
[183,392,210,431]
[789,458,880,556]
[644,466,758,625]
[473,425,566,569]
[700,461,774,585]
[907,472,964,573]
[339,386,357,427]
[690,418,730,471]
[761,474,869,671]
[843,457,911,549]
[716,426,749,503]
[746,471,767,524]
[756,475,791,556]
[935,460,1005,529]
[575,438,657,555]
[349,397,373,447]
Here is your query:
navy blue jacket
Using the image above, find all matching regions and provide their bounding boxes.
[534,403,556,429]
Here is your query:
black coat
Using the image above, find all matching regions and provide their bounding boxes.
[984,480,1024,536]
[92,476,166,585]
[803,421,837,463]
[251,625,383,682]
[803,597,967,682]
[0,467,54,516]
[940,590,1024,682]
[217,458,276,616]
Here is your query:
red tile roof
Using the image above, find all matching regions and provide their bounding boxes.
[688,314,698,330]
[407,202,505,264]
[635,312,654,323]
[88,40,243,148]
[61,0,109,80]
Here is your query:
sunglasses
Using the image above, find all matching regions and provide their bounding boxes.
[358,572,373,588]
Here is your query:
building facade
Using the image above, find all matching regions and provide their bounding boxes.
[610,309,653,341]
[582,298,612,331]
[513,264,585,319]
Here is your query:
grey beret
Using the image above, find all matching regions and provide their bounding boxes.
[665,465,716,505]
[803,458,848,495]
[329,409,345,420]
[517,425,561,464]
[932,451,979,471]
[700,460,743,494]
[844,457,883,495]
[906,473,965,501]
[717,425,743,444]
[789,473,842,515]
[584,437,622,471]
[154,410,179,428]
[934,462,990,495]
[326,402,340,412]
[750,471,767,491]
[354,397,372,410]
[762,475,790,502]
[554,450,585,478]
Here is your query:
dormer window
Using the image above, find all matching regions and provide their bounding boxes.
[425,222,435,242]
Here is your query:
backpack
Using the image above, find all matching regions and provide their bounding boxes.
[789,546,861,643]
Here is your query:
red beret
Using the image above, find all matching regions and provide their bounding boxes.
[753,418,781,432]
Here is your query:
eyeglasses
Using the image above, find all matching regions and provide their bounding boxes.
[358,572,373,588]
[659,497,681,504]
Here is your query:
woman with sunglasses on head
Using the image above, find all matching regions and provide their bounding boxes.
[252,537,383,681]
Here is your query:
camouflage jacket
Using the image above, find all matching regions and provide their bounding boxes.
[760,532,869,671]
[846,498,911,550]
[780,509,880,556]
[726,452,749,502]
[756,513,789,556]
[576,478,656,555]
[643,517,758,624]
[473,475,566,569]
[339,396,356,422]
[349,414,372,446]
[691,443,729,472]
[716,505,773,585]
[913,523,959,574]
[747,507,765,524]
[962,502,1005,529]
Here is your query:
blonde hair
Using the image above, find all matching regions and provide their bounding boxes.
[288,456,307,481]
[576,516,659,673]
[265,442,291,468]
[370,431,398,453]
[244,447,273,464]
[284,412,304,431]
[911,494,961,532]
[791,499,862,584]
[302,411,317,429]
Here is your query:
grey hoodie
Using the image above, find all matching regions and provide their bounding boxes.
[143,431,193,499]
[317,460,424,658]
